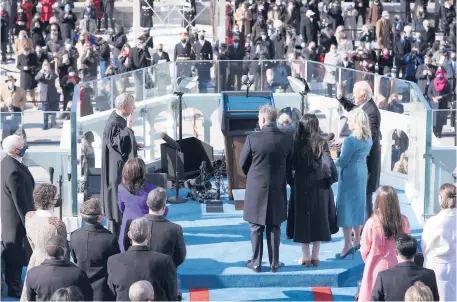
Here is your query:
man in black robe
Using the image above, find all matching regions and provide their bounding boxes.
[100,93,141,234]
[1,134,35,297]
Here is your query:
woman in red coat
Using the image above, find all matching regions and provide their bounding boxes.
[40,0,55,27]
[21,0,33,30]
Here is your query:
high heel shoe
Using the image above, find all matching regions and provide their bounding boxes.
[311,259,319,267]
[353,243,361,251]
[335,247,355,260]
[298,258,311,267]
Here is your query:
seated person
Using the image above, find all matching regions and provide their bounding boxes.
[265,68,289,92]
[70,198,120,301]
[25,236,93,301]
[371,234,440,301]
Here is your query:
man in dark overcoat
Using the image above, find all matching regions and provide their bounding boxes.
[1,134,34,297]
[70,198,120,301]
[193,30,213,93]
[239,106,293,273]
[174,32,194,79]
[337,81,381,221]
[100,93,139,234]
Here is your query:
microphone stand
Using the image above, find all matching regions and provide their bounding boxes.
[58,175,63,219]
[169,91,187,204]
[242,78,254,98]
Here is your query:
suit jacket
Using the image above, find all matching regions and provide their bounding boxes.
[239,124,293,226]
[152,51,171,65]
[124,214,186,267]
[337,97,381,193]
[174,42,194,61]
[70,223,120,301]
[371,261,440,301]
[194,39,213,61]
[227,44,245,69]
[25,259,93,301]
[0,155,35,266]
[107,245,177,301]
[393,38,412,66]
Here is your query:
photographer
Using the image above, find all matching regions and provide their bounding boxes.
[80,42,98,81]
[98,37,111,78]
[60,4,77,41]
[111,25,127,68]
[404,47,423,82]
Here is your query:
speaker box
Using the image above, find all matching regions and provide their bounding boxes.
[160,137,214,180]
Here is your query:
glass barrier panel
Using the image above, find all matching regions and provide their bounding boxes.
[151,62,174,97]
[305,61,328,96]
[78,79,99,117]
[430,109,456,147]
[0,112,23,141]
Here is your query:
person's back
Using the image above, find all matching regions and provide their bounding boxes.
[70,198,120,301]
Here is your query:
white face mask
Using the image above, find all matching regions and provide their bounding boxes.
[8,83,14,89]
[68,72,75,77]
[65,44,72,51]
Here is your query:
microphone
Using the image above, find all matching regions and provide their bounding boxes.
[160,133,181,151]
[49,167,54,184]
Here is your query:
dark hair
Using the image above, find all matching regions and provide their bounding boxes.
[374,186,404,239]
[50,286,84,301]
[122,158,146,195]
[395,233,417,259]
[45,235,67,258]
[33,183,58,210]
[146,187,167,212]
[80,198,103,224]
[294,114,325,168]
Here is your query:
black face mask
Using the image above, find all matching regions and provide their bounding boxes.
[181,39,187,43]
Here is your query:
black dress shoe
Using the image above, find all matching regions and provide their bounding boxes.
[7,281,22,298]
[246,260,261,273]
[270,264,281,273]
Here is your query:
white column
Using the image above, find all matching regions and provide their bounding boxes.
[133,0,142,41]
[217,0,226,43]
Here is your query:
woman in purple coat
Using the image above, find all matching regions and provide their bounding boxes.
[117,158,155,251]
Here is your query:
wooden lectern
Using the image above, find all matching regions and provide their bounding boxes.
[220,91,275,207]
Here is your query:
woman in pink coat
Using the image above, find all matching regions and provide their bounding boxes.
[358,185,410,301]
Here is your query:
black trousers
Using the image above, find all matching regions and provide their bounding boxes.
[249,222,280,267]
[2,241,25,285]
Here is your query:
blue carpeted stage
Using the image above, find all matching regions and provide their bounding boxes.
[2,183,423,301]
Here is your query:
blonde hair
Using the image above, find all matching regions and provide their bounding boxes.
[405,281,434,302]
[348,108,372,140]
[439,183,456,209]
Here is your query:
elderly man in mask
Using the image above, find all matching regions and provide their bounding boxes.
[1,76,27,140]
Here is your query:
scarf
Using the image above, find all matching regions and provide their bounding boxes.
[433,69,446,93]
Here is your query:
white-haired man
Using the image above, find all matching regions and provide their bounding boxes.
[100,93,143,234]
[337,81,381,222]
[129,280,155,301]
[239,105,293,273]
[1,134,35,297]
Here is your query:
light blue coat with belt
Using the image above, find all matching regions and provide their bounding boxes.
[335,134,373,227]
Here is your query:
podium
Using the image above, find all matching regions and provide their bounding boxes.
[220,91,275,201]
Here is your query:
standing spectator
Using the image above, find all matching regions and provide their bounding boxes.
[337,81,382,223]
[20,183,68,301]
[399,0,411,24]
[107,218,177,301]
[60,4,77,42]
[420,20,435,49]
[405,48,423,82]
[235,2,253,35]
[0,7,9,63]
[227,35,245,90]
[30,15,46,48]
[334,108,373,260]
[14,30,33,61]
[21,0,33,30]
[354,0,368,26]
[239,106,293,273]
[367,0,383,28]
[428,68,451,138]
[123,187,185,268]
[377,48,393,75]
[35,45,50,69]
[80,12,96,34]
[280,0,300,34]
[301,10,318,45]
[271,27,286,59]
[323,44,341,97]
[337,33,352,56]
[35,60,59,130]
[111,26,127,68]
[421,183,456,302]
[371,234,440,301]
[14,5,28,36]
[60,67,80,118]
[1,76,27,140]
[1,135,34,297]
[118,158,156,252]
[358,186,410,301]
[70,198,120,301]
[440,0,455,37]
[415,55,436,94]
[376,11,391,51]
[359,24,375,48]
[326,0,343,30]
[394,31,411,79]
[17,46,38,108]
[25,236,93,301]
[194,30,213,93]
[45,17,62,41]
[40,0,56,28]
[343,5,358,46]
[81,41,98,81]
[413,5,426,31]
[57,51,73,81]
[103,0,115,31]
[92,0,103,32]
[286,114,337,267]
[98,37,111,78]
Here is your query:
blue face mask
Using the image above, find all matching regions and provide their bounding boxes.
[233,42,238,48]
[86,7,91,12]
[17,144,28,157]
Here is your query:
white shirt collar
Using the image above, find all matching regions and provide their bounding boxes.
[8,153,22,163]
[115,110,128,121]
[358,99,370,108]
[36,209,55,217]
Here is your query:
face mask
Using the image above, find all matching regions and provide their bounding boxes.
[17,144,27,157]
[383,50,388,55]
[65,44,72,51]
[8,83,14,89]
[261,35,267,40]
[18,8,23,13]
[234,28,240,33]
[331,48,336,53]
[158,48,163,52]
[84,15,89,20]
[234,42,239,47]
[19,34,25,39]
[181,38,187,43]
[249,0,253,3]
[68,72,75,77]
[65,7,71,12]
[86,7,91,12]
[199,35,205,40]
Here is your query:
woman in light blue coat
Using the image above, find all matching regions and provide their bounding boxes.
[335,107,373,259]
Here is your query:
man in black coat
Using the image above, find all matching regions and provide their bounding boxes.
[337,81,381,221]
[301,10,318,45]
[100,93,139,234]
[194,30,213,93]
[174,32,194,79]
[227,35,245,90]
[103,0,115,31]
[1,134,34,297]
[371,234,440,301]
[107,218,177,301]
[239,106,293,273]
[152,43,171,65]
[393,31,412,79]
[26,235,93,301]
[0,8,9,63]
[70,198,120,301]
[124,187,186,268]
